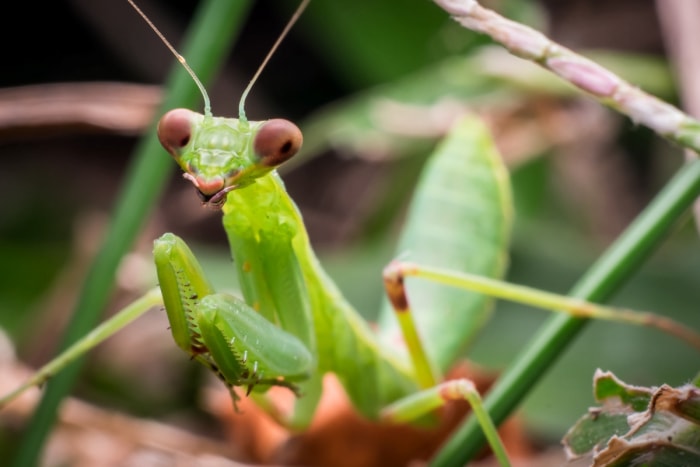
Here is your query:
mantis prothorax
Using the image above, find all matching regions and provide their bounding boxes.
[4,2,700,465]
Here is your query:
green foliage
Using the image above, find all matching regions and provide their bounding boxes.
[377,116,512,373]
[564,370,700,466]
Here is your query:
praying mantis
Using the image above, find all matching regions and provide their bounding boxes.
[4,1,700,466]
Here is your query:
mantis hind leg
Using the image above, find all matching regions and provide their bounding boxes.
[379,379,512,467]
[379,259,700,466]
[380,262,515,465]
[383,260,700,354]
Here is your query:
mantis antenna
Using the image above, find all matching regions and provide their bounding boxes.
[238,0,311,121]
[127,0,212,117]
[128,0,311,122]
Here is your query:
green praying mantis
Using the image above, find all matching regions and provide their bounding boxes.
[4,1,700,465]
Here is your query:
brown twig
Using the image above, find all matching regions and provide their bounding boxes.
[433,0,700,156]
[0,82,160,140]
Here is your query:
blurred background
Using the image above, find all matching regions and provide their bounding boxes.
[0,0,698,464]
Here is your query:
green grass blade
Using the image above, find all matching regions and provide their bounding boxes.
[11,2,251,466]
[431,158,700,466]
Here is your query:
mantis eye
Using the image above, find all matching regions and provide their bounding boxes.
[158,109,194,155]
[253,119,303,167]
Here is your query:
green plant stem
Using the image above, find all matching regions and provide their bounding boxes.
[11,2,251,466]
[431,158,700,466]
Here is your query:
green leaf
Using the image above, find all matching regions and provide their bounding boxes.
[377,115,513,373]
[564,370,700,466]
[593,370,653,412]
[564,412,630,457]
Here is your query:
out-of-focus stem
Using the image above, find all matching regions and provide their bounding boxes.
[433,0,700,155]
[655,0,700,233]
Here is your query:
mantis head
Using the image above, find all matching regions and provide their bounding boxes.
[130,0,309,207]
[157,108,302,207]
